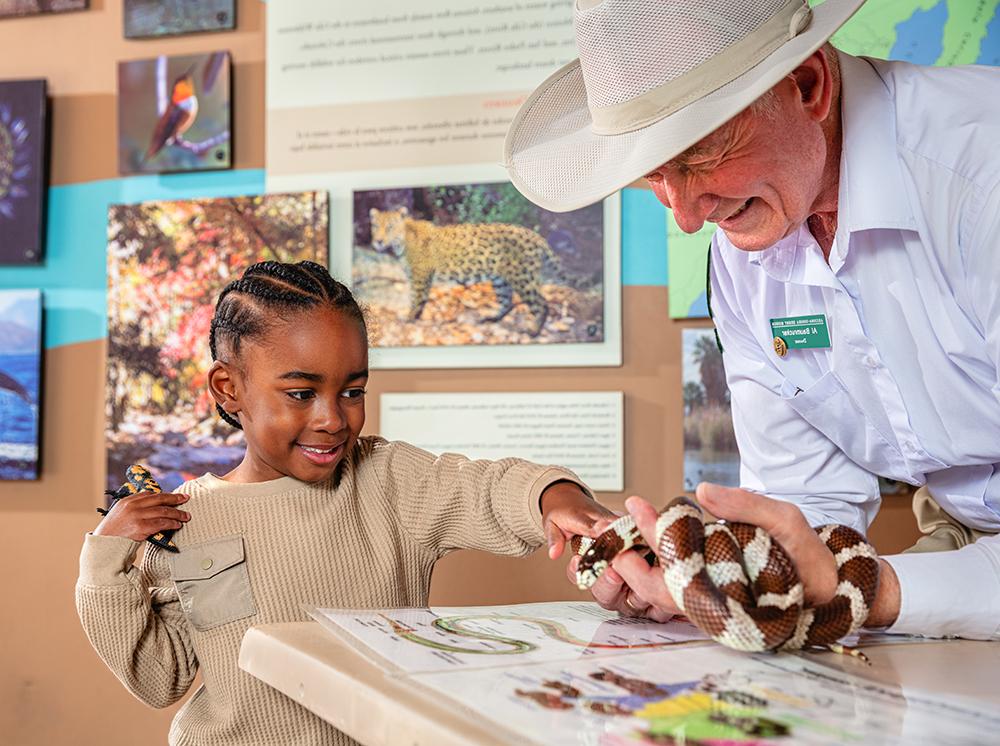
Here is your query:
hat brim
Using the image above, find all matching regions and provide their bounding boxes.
[504,0,867,212]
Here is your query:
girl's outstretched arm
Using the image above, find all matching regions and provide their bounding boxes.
[378,438,593,558]
[75,534,198,707]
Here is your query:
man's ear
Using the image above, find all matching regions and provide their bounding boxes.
[208,360,241,418]
[791,49,833,123]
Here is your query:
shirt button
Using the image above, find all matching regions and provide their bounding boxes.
[201,558,214,571]
[864,355,879,369]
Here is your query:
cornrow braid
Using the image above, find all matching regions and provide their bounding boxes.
[210,260,366,430]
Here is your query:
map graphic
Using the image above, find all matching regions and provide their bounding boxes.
[309,601,709,674]
[310,601,985,744]
[667,0,1000,318]
[413,642,1000,745]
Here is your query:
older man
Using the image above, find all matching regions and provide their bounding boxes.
[506,0,1000,639]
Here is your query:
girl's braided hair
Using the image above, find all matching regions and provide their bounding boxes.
[210,260,366,430]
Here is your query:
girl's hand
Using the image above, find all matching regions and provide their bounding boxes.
[539,481,616,560]
[94,491,191,543]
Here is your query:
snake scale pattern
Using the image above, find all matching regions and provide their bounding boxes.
[574,496,879,658]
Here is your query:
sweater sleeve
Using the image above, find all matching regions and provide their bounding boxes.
[75,533,198,708]
[377,439,589,557]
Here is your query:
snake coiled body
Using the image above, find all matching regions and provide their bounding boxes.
[575,497,879,655]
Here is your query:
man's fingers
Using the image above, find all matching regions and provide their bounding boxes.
[624,495,660,547]
[695,483,797,532]
[696,483,815,543]
[611,549,681,616]
[586,567,628,610]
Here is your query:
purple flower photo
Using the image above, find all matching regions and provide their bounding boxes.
[0,79,47,264]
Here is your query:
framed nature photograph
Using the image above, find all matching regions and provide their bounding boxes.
[0,0,86,19]
[0,289,42,480]
[117,51,231,175]
[682,328,739,491]
[124,0,235,39]
[0,78,47,264]
[105,191,328,492]
[351,180,619,368]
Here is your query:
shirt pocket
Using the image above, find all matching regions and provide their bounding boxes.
[779,370,908,477]
[168,536,257,631]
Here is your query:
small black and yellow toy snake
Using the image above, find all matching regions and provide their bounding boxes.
[98,464,179,553]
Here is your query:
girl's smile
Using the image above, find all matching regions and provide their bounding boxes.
[297,441,346,466]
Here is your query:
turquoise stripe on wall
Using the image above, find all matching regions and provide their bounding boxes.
[0,177,668,350]
[621,187,667,287]
[0,169,266,350]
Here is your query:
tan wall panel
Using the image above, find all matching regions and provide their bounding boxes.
[0,0,263,96]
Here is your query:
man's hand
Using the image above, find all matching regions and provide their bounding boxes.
[94,491,190,543]
[693,483,840,605]
[694,483,900,627]
[565,550,678,622]
[573,484,900,630]
[620,487,839,611]
[539,481,615,559]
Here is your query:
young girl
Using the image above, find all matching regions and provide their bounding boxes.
[76,260,610,745]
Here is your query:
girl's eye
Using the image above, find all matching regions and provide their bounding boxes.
[342,388,367,400]
[287,390,316,402]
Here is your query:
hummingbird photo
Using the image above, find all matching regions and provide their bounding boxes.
[118,51,231,176]
[145,67,198,161]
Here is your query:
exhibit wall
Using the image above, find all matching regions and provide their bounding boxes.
[0,2,927,744]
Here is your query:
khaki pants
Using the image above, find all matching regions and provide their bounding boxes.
[904,486,997,553]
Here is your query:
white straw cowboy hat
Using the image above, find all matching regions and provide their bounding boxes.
[504,0,866,212]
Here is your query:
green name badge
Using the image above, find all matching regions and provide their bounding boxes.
[769,314,831,357]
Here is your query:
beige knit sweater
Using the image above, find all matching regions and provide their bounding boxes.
[76,437,584,746]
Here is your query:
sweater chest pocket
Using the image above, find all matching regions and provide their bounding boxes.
[168,536,257,631]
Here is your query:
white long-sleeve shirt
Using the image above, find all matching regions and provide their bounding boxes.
[708,51,1000,639]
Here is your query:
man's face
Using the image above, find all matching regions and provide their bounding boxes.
[645,82,828,251]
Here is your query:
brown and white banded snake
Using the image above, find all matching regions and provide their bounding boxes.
[573,496,880,660]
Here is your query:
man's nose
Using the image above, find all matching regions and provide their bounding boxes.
[652,172,720,234]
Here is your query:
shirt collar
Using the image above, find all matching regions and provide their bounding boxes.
[747,224,836,287]
[837,51,917,235]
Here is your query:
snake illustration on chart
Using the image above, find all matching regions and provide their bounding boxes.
[379,614,698,655]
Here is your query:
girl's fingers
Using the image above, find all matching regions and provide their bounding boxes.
[131,492,189,508]
[545,521,566,560]
[151,507,190,521]
[139,518,185,535]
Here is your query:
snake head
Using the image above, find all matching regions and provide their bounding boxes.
[575,555,608,590]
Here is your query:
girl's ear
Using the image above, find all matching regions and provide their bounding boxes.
[208,360,240,416]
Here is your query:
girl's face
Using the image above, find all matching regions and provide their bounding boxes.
[218,306,369,484]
